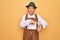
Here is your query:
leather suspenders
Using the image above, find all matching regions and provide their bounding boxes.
[25,14,38,30]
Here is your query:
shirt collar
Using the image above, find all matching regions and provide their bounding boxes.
[28,13,35,16]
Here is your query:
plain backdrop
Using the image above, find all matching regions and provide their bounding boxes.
[0,0,60,40]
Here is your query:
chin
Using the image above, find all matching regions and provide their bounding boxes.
[30,14,33,15]
[29,13,34,15]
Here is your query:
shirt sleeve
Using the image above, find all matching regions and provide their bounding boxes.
[37,15,48,28]
[20,14,31,28]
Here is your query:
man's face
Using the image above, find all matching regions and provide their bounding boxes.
[27,6,35,15]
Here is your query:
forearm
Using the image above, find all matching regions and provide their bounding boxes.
[20,19,31,28]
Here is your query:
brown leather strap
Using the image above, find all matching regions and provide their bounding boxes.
[25,14,38,29]
[35,14,38,28]
[25,14,28,20]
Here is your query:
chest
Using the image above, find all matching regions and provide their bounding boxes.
[25,14,38,22]
[28,14,36,18]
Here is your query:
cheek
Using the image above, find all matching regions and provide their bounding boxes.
[31,8,35,11]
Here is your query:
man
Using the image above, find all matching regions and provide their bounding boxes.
[20,2,48,40]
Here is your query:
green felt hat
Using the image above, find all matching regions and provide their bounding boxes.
[26,2,37,9]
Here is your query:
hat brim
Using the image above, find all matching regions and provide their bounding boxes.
[26,5,37,9]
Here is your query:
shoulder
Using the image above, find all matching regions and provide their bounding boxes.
[36,14,42,19]
[22,14,26,18]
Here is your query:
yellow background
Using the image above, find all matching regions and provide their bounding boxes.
[0,0,60,40]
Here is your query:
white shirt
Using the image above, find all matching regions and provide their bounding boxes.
[20,14,48,30]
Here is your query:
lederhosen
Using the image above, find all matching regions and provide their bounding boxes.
[23,14,39,40]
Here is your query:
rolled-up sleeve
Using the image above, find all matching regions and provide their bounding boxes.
[37,15,48,28]
[20,14,31,28]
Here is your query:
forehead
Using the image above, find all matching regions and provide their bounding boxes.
[28,6,35,8]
